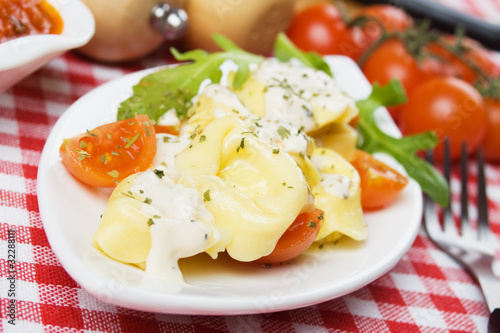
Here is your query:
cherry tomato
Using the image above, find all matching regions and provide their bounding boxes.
[399,77,487,160]
[427,35,499,83]
[359,4,413,33]
[286,3,370,60]
[481,98,500,162]
[255,208,324,265]
[60,115,157,187]
[354,5,413,52]
[349,150,408,210]
[361,38,443,121]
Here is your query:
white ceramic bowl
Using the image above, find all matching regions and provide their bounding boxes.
[0,0,95,93]
[38,56,423,315]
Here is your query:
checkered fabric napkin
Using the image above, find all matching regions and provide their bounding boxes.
[2,2,500,333]
[435,0,500,23]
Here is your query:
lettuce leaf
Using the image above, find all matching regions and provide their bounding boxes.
[117,35,263,122]
[273,32,333,77]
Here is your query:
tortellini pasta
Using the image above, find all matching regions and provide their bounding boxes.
[93,58,369,283]
[186,84,252,133]
[313,123,359,161]
[93,170,229,282]
[311,147,366,242]
[233,59,358,134]
[176,116,312,261]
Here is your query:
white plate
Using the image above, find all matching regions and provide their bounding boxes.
[38,56,423,315]
[0,0,95,92]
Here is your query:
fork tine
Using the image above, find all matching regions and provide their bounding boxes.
[476,147,490,241]
[423,140,499,314]
[442,138,456,235]
[424,148,443,234]
[460,142,472,238]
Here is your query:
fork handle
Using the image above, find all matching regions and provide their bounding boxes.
[489,308,500,333]
[470,257,500,311]
[474,264,500,333]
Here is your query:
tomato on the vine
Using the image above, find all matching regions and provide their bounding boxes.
[355,4,413,46]
[287,3,413,62]
[481,97,500,162]
[361,38,443,120]
[254,208,324,265]
[286,3,354,56]
[350,150,408,210]
[60,114,157,187]
[427,35,499,83]
[399,77,487,160]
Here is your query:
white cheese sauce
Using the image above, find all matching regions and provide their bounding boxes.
[202,84,312,156]
[152,133,191,180]
[242,117,311,156]
[157,108,181,127]
[311,155,352,199]
[253,59,355,132]
[129,171,216,284]
[204,84,252,117]
[319,174,351,199]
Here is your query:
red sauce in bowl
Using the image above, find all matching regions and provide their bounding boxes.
[0,0,63,43]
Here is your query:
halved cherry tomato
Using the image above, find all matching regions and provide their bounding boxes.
[255,208,324,265]
[59,114,157,187]
[154,124,180,136]
[481,97,500,162]
[399,77,487,160]
[350,150,408,210]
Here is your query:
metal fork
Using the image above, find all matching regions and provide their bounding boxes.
[424,139,500,332]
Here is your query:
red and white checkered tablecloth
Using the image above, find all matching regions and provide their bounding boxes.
[2,1,500,332]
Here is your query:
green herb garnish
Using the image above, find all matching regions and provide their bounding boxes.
[125,133,141,149]
[108,170,119,178]
[277,126,290,140]
[75,148,90,160]
[153,169,165,179]
[236,137,245,152]
[86,129,98,137]
[122,191,134,198]
[189,125,200,140]
[203,189,211,202]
